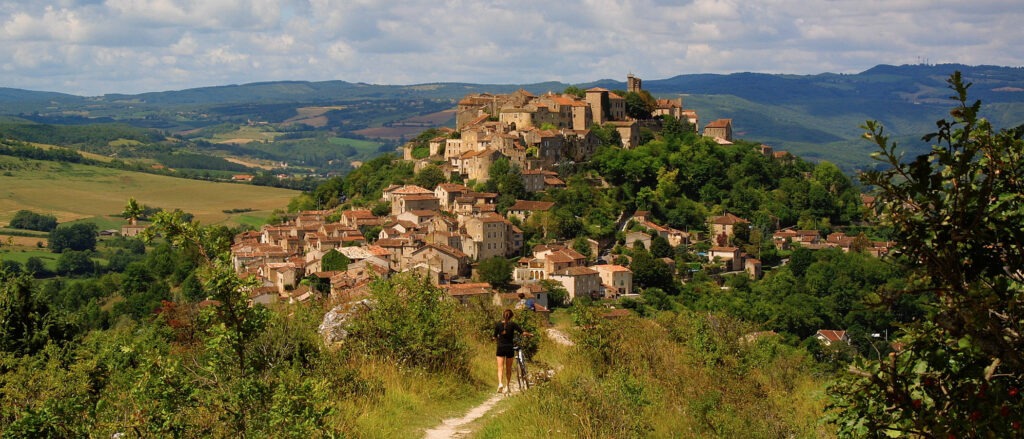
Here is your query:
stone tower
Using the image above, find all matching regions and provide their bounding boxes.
[627,74,642,93]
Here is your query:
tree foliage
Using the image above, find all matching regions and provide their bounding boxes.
[8,210,58,232]
[478,256,514,288]
[347,273,469,372]
[320,249,351,272]
[829,72,1024,437]
[48,223,98,253]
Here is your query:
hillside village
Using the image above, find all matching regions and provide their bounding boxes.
[228,75,894,320]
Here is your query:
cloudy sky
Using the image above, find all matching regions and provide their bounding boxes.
[1,0,1022,96]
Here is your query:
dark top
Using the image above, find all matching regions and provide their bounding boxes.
[494,321,523,348]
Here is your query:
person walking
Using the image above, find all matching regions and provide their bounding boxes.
[494,309,529,393]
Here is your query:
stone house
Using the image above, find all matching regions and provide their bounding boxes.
[462,213,514,261]
[710,213,748,244]
[703,118,733,142]
[550,266,602,302]
[506,200,555,222]
[625,231,652,250]
[409,243,471,282]
[594,264,633,297]
[708,246,743,271]
[392,194,440,216]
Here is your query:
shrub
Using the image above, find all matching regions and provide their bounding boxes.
[9,210,58,232]
[347,273,469,373]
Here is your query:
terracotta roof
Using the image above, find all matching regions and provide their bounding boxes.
[816,329,848,343]
[710,246,739,252]
[544,177,566,186]
[711,213,748,225]
[342,209,377,219]
[706,118,732,128]
[415,243,469,259]
[509,200,556,211]
[401,194,439,201]
[594,264,631,273]
[436,183,471,192]
[391,185,433,195]
[553,266,598,276]
[444,282,493,296]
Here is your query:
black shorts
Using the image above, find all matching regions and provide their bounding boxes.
[496,345,515,358]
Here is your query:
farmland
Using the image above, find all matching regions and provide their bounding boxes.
[0,155,298,227]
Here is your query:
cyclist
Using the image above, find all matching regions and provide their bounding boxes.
[494,308,531,393]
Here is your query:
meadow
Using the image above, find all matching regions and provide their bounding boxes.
[0,155,298,227]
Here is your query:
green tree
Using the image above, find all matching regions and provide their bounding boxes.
[563,86,585,98]
[122,197,144,225]
[8,210,58,232]
[49,223,98,253]
[413,164,447,190]
[829,73,1024,437]
[347,273,468,372]
[321,249,351,271]
[477,256,514,288]
[0,269,67,355]
[56,250,96,276]
[624,91,654,120]
[25,257,47,276]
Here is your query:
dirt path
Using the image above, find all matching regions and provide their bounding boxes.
[545,328,575,347]
[421,328,574,438]
[422,393,505,439]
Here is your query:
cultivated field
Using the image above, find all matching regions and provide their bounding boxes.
[0,156,298,227]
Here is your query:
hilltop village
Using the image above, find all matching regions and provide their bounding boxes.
[229,75,892,314]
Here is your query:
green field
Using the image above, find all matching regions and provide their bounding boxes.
[0,155,299,227]
[328,136,382,155]
[0,248,59,271]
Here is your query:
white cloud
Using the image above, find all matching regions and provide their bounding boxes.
[0,0,1020,95]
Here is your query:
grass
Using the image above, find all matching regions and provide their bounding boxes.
[345,334,498,438]
[0,248,58,271]
[329,136,383,156]
[472,309,834,438]
[209,125,280,143]
[0,155,298,226]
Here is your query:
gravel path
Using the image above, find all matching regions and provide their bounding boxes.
[421,327,573,438]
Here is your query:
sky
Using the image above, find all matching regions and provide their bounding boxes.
[1,0,1022,96]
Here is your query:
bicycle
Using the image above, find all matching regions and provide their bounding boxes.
[513,344,530,391]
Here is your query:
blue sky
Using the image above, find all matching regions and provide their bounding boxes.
[1,0,1021,96]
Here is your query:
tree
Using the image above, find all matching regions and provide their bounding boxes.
[122,197,144,225]
[25,257,47,277]
[321,249,351,271]
[650,235,673,259]
[829,73,1024,437]
[8,210,58,232]
[477,256,513,288]
[413,164,447,190]
[56,250,96,276]
[0,269,67,355]
[347,273,468,372]
[624,91,654,120]
[563,86,585,98]
[49,223,98,253]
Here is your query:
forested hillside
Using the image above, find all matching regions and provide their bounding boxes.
[0,72,1019,438]
[3,64,1023,171]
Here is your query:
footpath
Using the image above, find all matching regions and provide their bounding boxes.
[421,328,575,439]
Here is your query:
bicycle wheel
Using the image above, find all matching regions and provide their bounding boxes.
[517,353,530,390]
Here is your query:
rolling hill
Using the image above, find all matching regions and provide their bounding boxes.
[2,64,1023,170]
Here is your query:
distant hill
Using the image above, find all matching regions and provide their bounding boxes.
[3,64,1023,170]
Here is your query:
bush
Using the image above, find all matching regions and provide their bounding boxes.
[347,273,469,373]
[8,210,58,232]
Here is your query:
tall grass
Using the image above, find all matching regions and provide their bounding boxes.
[474,309,833,438]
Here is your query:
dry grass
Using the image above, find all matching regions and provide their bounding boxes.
[0,156,297,226]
